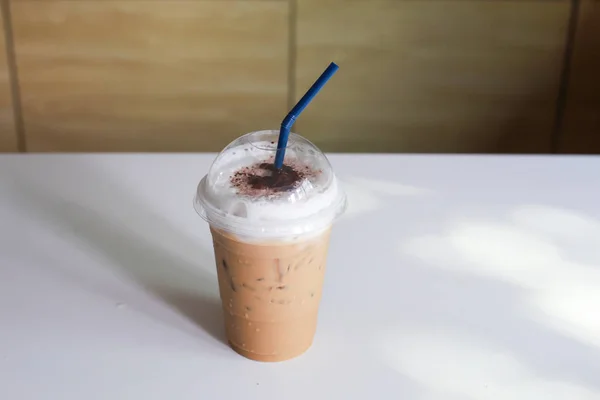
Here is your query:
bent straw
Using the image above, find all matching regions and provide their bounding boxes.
[274,62,339,169]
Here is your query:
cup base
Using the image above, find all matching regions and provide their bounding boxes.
[228,340,312,362]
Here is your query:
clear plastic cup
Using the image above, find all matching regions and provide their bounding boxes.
[194,130,346,361]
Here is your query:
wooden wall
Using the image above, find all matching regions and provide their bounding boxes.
[0,0,597,154]
[561,0,600,152]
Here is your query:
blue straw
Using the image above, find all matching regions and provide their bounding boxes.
[274,62,339,169]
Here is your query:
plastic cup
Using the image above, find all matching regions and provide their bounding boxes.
[194,130,346,362]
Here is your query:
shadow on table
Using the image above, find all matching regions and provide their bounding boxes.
[3,158,227,349]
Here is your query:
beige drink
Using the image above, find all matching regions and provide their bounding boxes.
[194,130,346,362]
[212,228,330,361]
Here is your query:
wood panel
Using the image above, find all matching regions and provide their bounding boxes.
[11,1,289,152]
[296,0,570,153]
[560,0,600,153]
[0,6,17,152]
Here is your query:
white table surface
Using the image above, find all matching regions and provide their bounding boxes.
[1,154,600,400]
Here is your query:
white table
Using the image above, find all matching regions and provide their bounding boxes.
[1,154,600,400]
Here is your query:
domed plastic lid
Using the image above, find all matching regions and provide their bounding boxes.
[194,130,346,241]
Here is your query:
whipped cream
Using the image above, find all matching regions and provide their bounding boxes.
[195,131,346,241]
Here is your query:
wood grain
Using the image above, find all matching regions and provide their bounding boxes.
[296,0,570,153]
[12,1,289,152]
[560,0,600,153]
[0,6,17,153]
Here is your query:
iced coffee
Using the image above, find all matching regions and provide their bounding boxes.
[194,130,346,362]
